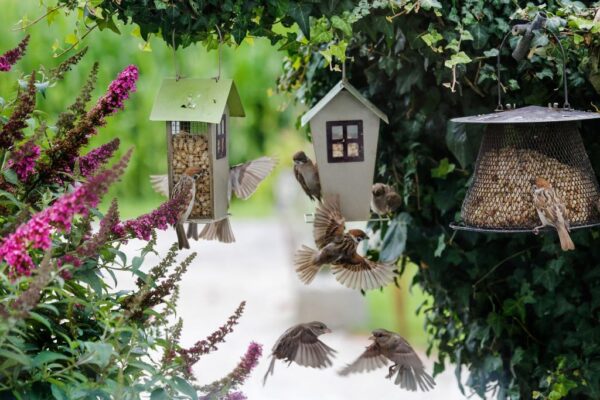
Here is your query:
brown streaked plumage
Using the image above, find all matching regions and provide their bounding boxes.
[263,321,335,385]
[531,177,574,251]
[172,166,202,250]
[339,329,435,392]
[294,197,396,291]
[293,151,321,201]
[150,157,276,244]
[371,183,402,216]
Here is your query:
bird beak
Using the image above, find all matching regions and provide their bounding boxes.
[324,328,332,334]
[368,335,375,341]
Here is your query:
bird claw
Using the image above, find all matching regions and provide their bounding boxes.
[386,365,397,379]
[533,226,542,235]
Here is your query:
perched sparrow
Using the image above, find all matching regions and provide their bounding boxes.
[172,166,202,250]
[371,183,402,217]
[531,177,574,251]
[150,157,277,244]
[293,151,321,201]
[263,321,335,385]
[339,329,435,392]
[294,197,396,291]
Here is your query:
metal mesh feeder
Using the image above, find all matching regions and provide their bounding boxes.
[451,106,600,232]
[450,14,600,233]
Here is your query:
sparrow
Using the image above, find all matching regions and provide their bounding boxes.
[150,157,277,244]
[339,329,435,392]
[371,183,402,217]
[293,151,321,201]
[531,177,575,251]
[263,321,335,385]
[172,166,202,250]
[293,197,396,291]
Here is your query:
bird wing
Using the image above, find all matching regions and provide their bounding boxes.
[330,254,396,291]
[385,188,403,212]
[271,324,335,369]
[534,187,570,229]
[294,165,316,201]
[338,342,388,376]
[313,196,346,249]
[149,174,169,197]
[229,156,277,200]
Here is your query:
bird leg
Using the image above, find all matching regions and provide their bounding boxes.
[386,364,398,379]
[532,225,545,235]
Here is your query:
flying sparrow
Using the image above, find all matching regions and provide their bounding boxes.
[293,151,321,201]
[171,166,202,250]
[531,177,575,251]
[371,183,402,217]
[339,329,435,392]
[263,321,335,385]
[294,197,396,291]
[150,157,277,244]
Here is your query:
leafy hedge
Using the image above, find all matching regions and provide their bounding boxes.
[54,0,600,398]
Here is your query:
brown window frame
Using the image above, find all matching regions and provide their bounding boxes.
[326,120,364,163]
[216,114,227,159]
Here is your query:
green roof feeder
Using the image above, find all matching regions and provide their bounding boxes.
[150,78,245,224]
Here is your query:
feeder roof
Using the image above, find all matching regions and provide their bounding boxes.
[300,79,389,127]
[451,105,600,125]
[149,78,245,123]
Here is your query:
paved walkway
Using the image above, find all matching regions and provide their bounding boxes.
[118,218,467,399]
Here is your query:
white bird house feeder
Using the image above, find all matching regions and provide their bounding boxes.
[149,78,245,223]
[301,79,389,221]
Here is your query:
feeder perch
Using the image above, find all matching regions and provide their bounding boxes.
[450,18,600,233]
[149,78,245,223]
[300,79,389,221]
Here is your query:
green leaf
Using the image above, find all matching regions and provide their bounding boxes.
[380,212,411,262]
[33,351,70,366]
[331,16,352,37]
[51,384,68,400]
[28,312,52,330]
[170,377,198,400]
[2,169,18,185]
[420,0,442,10]
[150,388,169,400]
[0,349,31,366]
[444,51,472,68]
[431,158,456,179]
[80,342,114,368]
[434,234,446,257]
[289,3,312,39]
[469,25,489,50]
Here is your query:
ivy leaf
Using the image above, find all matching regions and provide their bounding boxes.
[331,16,352,37]
[420,0,442,10]
[444,51,472,68]
[289,3,312,39]
[469,25,489,50]
[434,233,446,257]
[431,158,456,179]
[380,212,411,262]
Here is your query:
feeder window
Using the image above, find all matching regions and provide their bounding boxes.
[326,120,364,163]
[216,114,226,159]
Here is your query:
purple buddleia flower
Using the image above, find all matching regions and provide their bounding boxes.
[7,141,40,181]
[0,35,29,72]
[78,138,120,177]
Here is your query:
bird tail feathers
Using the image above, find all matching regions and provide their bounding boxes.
[263,356,276,386]
[186,223,199,241]
[294,245,320,284]
[557,225,575,251]
[176,224,189,250]
[199,218,236,243]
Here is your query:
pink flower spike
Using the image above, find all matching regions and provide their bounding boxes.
[0,35,29,72]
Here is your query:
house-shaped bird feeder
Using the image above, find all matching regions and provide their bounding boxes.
[450,16,600,233]
[301,79,389,221]
[149,78,245,223]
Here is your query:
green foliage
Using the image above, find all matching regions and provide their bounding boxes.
[279,1,600,399]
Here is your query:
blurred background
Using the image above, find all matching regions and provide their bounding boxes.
[0,2,465,398]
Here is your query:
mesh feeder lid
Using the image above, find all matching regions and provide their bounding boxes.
[451,105,600,125]
[450,105,600,233]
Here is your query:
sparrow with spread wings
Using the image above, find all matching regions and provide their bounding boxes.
[151,157,277,243]
[263,321,335,385]
[293,197,396,291]
[339,329,435,392]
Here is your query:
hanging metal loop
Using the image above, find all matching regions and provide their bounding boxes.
[496,12,570,111]
[214,25,223,82]
[172,30,182,81]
